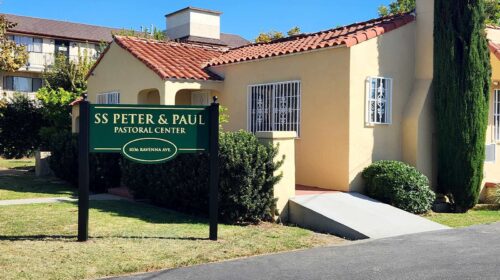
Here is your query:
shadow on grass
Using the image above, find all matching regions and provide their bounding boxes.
[0,235,209,242]
[0,201,211,242]
[88,200,208,225]
[0,196,219,242]
[0,169,76,197]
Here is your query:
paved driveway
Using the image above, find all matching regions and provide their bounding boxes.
[112,223,500,280]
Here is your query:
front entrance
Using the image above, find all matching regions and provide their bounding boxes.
[191,91,210,105]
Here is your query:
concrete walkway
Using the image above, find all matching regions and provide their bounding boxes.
[0,193,126,206]
[289,192,448,240]
[111,223,500,280]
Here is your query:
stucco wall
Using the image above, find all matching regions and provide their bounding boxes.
[483,54,500,184]
[212,47,351,191]
[487,27,500,44]
[348,22,417,192]
[87,42,166,104]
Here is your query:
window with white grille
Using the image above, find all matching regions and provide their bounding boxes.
[97,92,120,104]
[248,81,301,136]
[366,77,393,125]
[495,89,500,141]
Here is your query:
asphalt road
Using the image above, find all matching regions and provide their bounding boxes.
[111,223,500,280]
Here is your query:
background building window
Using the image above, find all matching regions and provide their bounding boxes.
[495,89,500,141]
[366,76,393,125]
[3,76,43,92]
[248,80,301,136]
[97,92,120,104]
[8,35,43,53]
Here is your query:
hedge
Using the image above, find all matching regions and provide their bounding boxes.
[122,131,283,224]
[362,160,435,214]
[0,95,44,159]
[47,130,121,193]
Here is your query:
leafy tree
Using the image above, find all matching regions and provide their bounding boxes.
[485,0,500,25]
[0,95,44,158]
[42,51,93,93]
[287,26,301,36]
[36,87,78,137]
[255,27,302,43]
[39,49,92,149]
[113,26,166,40]
[378,0,415,16]
[378,0,499,26]
[434,0,491,212]
[0,15,28,72]
[255,31,284,43]
[219,105,229,130]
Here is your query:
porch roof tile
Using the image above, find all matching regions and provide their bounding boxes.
[208,12,415,66]
[113,36,225,81]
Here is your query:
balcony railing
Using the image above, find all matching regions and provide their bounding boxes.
[1,90,38,102]
[23,52,97,71]
[26,52,54,69]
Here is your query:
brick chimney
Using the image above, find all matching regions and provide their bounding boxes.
[165,7,222,40]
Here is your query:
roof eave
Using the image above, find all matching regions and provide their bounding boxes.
[208,44,347,68]
[6,29,110,44]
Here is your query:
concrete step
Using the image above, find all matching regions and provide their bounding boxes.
[289,192,449,240]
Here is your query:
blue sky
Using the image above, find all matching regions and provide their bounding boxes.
[1,0,392,40]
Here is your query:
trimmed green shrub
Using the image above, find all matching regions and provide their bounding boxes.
[362,160,435,214]
[122,130,283,224]
[0,95,44,158]
[47,130,121,193]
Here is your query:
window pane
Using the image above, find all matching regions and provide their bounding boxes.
[32,78,43,92]
[33,38,43,53]
[496,90,500,141]
[97,92,120,104]
[4,76,13,90]
[13,77,32,92]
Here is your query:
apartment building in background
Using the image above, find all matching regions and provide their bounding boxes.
[1,11,249,101]
[0,14,117,101]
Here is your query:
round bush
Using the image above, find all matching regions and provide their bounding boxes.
[362,160,435,214]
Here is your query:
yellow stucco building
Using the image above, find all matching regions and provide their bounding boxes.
[484,27,500,197]
[76,0,499,196]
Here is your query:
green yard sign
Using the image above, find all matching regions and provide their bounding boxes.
[78,97,220,242]
[89,104,210,163]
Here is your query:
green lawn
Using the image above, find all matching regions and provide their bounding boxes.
[0,200,344,280]
[424,206,500,228]
[0,157,35,169]
[0,157,75,200]
[0,170,75,200]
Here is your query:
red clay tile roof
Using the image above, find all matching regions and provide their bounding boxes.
[489,41,500,60]
[208,13,415,66]
[3,13,117,43]
[113,36,224,80]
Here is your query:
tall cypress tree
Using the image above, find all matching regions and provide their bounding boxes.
[434,0,491,212]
